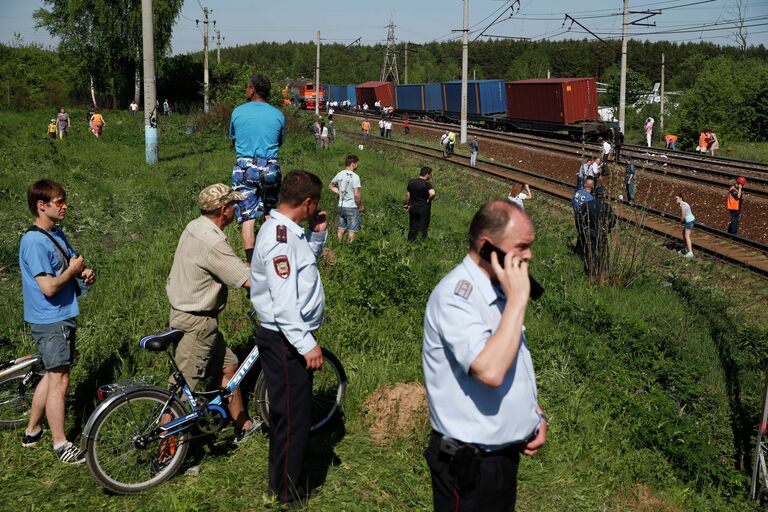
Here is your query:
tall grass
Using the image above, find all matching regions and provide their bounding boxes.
[0,109,764,511]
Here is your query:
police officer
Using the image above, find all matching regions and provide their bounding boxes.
[422,200,548,512]
[250,171,327,505]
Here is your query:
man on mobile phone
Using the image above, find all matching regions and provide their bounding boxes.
[422,200,547,511]
[250,171,328,505]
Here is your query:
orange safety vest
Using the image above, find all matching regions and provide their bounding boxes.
[727,186,741,211]
[698,133,708,148]
[362,121,370,132]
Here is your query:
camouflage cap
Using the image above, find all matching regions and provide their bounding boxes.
[199,183,244,211]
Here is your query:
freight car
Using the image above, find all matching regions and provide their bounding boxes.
[356,81,395,108]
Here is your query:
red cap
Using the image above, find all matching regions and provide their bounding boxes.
[736,177,747,185]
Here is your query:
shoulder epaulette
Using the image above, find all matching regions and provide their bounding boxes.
[454,280,473,299]
[276,225,287,243]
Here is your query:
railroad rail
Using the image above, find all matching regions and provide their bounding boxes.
[336,111,768,196]
[341,129,768,277]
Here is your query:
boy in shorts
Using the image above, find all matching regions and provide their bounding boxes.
[19,179,95,463]
[329,154,364,241]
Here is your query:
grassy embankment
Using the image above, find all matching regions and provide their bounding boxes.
[0,109,766,511]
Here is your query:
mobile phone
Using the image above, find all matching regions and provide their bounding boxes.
[479,241,544,300]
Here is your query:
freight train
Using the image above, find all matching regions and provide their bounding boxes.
[323,77,618,140]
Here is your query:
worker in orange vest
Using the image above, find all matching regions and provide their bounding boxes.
[727,176,746,235]
[361,118,370,139]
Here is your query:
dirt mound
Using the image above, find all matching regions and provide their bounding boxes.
[610,484,678,512]
[364,382,428,443]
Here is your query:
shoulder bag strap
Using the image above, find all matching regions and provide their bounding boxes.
[26,225,73,268]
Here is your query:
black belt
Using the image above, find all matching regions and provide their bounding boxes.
[431,430,525,458]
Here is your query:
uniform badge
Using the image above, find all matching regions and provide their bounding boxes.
[273,255,290,279]
[276,225,287,243]
[454,280,473,299]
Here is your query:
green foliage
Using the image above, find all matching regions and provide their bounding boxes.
[33,0,183,108]
[0,43,79,110]
[670,56,768,143]
[602,66,653,106]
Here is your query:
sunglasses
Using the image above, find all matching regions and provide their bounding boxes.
[50,198,67,207]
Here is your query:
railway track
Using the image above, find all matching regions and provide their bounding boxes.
[336,112,768,197]
[341,129,768,277]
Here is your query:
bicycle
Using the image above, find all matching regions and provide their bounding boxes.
[0,338,44,429]
[751,376,768,500]
[82,328,347,494]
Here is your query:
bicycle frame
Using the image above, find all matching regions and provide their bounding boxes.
[0,355,42,381]
[751,374,768,499]
[154,342,263,439]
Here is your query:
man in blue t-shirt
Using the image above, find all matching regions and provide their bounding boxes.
[230,74,286,263]
[18,179,95,464]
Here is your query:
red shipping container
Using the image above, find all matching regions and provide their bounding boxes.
[355,81,395,108]
[506,78,598,125]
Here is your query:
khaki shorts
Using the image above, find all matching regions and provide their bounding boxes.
[168,309,238,392]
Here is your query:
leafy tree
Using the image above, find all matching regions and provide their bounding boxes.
[603,66,653,107]
[33,0,183,108]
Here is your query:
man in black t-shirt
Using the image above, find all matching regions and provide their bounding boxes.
[405,167,436,241]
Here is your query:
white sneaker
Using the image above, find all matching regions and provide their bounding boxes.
[54,441,85,465]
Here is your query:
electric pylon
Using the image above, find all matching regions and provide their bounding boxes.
[381,12,399,84]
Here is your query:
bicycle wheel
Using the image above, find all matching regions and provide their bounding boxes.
[85,387,190,494]
[253,348,347,432]
[0,373,33,429]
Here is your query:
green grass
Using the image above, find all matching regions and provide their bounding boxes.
[0,109,766,511]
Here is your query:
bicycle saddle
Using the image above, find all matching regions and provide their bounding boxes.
[140,329,184,352]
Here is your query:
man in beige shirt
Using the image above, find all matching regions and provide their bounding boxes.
[166,183,257,441]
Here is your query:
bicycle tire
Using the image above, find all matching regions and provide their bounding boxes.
[85,387,190,494]
[0,373,33,429]
[252,348,347,432]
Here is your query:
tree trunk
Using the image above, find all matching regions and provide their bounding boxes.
[134,47,141,105]
[90,75,98,109]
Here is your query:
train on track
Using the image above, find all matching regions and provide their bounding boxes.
[321,77,618,140]
[279,79,324,110]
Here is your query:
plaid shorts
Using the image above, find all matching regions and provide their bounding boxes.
[231,157,281,224]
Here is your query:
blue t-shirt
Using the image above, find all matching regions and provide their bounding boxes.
[19,228,79,325]
[229,101,285,159]
[572,189,594,212]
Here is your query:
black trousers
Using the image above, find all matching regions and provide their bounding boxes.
[408,206,431,241]
[727,210,740,235]
[254,327,312,503]
[424,431,520,512]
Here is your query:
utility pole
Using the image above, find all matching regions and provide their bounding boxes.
[197,7,212,113]
[215,29,223,64]
[660,52,665,134]
[460,0,469,144]
[619,0,628,134]
[141,0,157,164]
[315,30,320,117]
[404,42,408,84]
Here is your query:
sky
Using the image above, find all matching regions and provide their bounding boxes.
[1,0,767,54]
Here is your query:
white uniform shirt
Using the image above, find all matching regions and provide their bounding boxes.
[602,140,612,155]
[250,210,327,355]
[423,254,540,450]
[385,121,392,130]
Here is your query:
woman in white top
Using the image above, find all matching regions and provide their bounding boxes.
[320,122,329,149]
[675,193,695,258]
[508,182,533,209]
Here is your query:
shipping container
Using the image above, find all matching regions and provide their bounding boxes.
[355,81,395,108]
[442,80,507,115]
[506,78,598,125]
[394,83,442,112]
[346,85,357,105]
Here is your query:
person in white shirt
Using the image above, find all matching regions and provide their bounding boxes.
[329,154,364,241]
[507,183,533,209]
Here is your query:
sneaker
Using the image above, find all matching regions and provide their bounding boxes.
[54,441,85,465]
[22,428,45,447]
[684,252,694,258]
[234,419,262,445]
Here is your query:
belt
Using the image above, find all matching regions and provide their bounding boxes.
[171,307,219,318]
[431,430,526,458]
[239,157,278,164]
